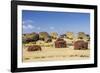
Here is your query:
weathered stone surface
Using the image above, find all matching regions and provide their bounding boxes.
[74,40,88,50]
[55,38,67,48]
[66,32,74,40]
[27,45,42,51]
[50,32,58,39]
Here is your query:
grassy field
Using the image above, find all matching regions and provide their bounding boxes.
[22,46,90,62]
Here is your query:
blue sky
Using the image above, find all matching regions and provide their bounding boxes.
[22,10,90,35]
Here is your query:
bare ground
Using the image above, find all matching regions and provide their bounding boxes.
[22,46,90,62]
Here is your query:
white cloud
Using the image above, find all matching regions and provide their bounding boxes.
[22,20,34,25]
[50,26,55,30]
[23,25,27,29]
[22,20,35,29]
[37,27,41,30]
[23,24,35,29]
[27,24,35,29]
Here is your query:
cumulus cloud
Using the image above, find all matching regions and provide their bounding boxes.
[22,20,34,25]
[23,24,35,29]
[50,26,55,30]
[28,24,35,29]
[37,27,41,30]
[22,20,35,29]
[23,25,27,29]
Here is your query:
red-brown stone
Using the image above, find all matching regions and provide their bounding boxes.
[74,40,88,50]
[27,45,42,51]
[55,38,67,48]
